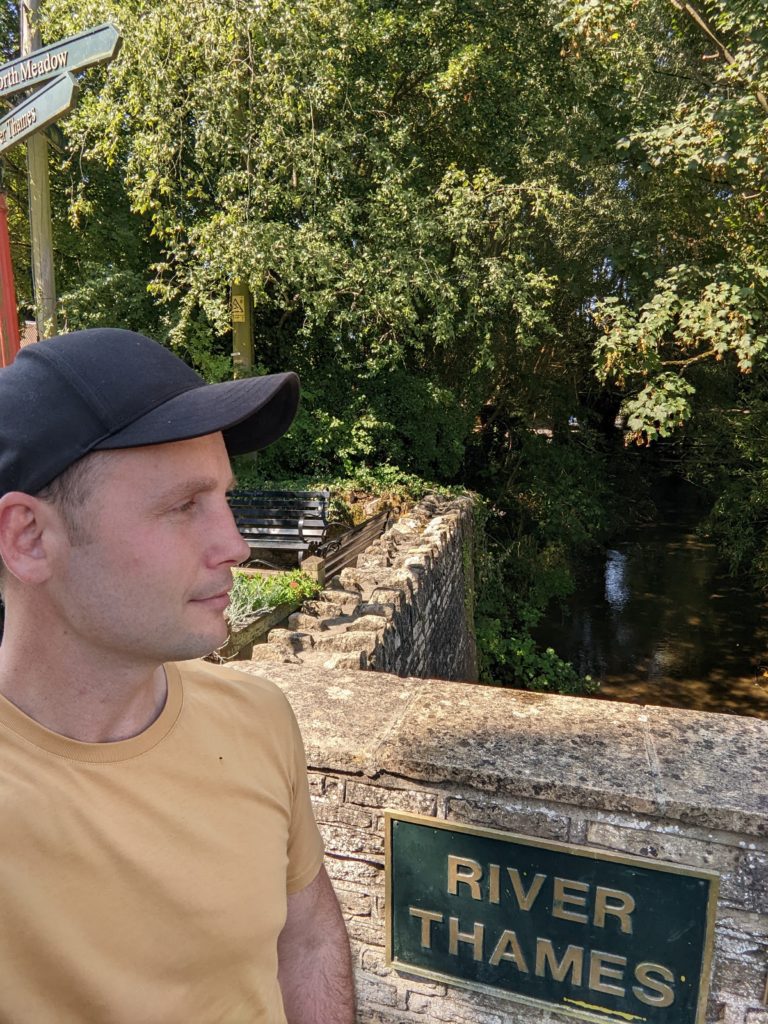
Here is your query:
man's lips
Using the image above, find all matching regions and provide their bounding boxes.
[190,589,231,609]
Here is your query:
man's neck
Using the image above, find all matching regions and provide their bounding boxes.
[0,619,168,743]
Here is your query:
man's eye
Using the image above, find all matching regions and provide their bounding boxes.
[173,499,196,514]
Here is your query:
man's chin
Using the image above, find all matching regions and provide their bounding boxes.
[163,623,231,664]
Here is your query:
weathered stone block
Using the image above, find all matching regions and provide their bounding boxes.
[360,602,396,620]
[712,953,767,1003]
[734,851,768,913]
[346,781,438,816]
[313,630,380,654]
[586,821,741,871]
[266,628,315,652]
[334,887,372,918]
[312,801,374,830]
[347,615,388,633]
[357,553,391,569]
[325,855,382,885]
[323,651,368,671]
[303,599,346,618]
[356,976,398,1009]
[319,587,362,608]
[326,575,362,594]
[356,1007,417,1024]
[286,612,329,632]
[370,586,407,608]
[446,795,570,841]
[405,993,506,1024]
[347,915,386,945]
[340,567,375,590]
[320,823,383,857]
[245,645,301,665]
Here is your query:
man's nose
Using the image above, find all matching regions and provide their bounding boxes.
[211,504,251,567]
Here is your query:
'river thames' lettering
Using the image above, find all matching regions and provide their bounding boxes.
[407,854,677,1009]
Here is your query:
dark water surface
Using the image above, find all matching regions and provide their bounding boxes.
[534,516,768,719]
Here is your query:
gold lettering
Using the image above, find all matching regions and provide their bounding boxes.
[408,907,443,949]
[594,886,635,934]
[447,855,482,900]
[633,962,675,1008]
[507,868,546,911]
[448,916,484,961]
[534,939,584,985]
[489,863,500,904]
[489,929,529,971]
[588,949,627,997]
[552,877,589,924]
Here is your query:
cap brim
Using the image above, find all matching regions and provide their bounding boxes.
[92,372,300,455]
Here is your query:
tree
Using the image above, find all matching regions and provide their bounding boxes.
[560,0,768,441]
[34,0,656,477]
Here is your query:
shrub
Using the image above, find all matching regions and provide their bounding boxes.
[226,570,321,631]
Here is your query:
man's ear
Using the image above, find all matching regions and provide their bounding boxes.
[0,493,61,586]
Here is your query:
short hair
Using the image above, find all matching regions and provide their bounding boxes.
[34,452,113,544]
[0,452,114,596]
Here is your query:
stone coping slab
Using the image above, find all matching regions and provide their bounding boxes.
[237,663,768,837]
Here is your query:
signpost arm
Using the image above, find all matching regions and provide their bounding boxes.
[21,0,57,339]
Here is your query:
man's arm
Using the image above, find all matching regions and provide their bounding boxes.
[277,864,356,1024]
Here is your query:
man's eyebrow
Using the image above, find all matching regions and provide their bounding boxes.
[156,475,237,504]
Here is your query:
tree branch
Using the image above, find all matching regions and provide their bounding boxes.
[661,347,719,368]
[669,0,768,114]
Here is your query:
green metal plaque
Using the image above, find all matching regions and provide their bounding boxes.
[0,23,121,100]
[0,74,78,156]
[386,812,718,1024]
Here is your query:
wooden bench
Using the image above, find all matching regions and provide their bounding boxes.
[227,489,330,566]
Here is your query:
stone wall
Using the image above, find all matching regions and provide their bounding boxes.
[247,493,478,682]
[239,662,768,1024]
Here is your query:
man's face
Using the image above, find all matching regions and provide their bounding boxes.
[47,432,251,666]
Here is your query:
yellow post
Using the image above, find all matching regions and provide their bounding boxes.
[231,281,253,375]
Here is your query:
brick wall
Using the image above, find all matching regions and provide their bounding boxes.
[241,664,768,1024]
[248,492,478,682]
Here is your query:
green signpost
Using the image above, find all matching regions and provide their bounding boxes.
[0,23,121,100]
[0,18,122,356]
[0,73,78,156]
[386,812,719,1024]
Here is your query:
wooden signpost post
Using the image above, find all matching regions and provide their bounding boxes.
[0,18,121,365]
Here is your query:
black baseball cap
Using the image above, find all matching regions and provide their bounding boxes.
[0,328,300,497]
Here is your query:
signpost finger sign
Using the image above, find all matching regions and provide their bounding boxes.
[0,73,79,156]
[0,20,122,364]
[0,23,121,100]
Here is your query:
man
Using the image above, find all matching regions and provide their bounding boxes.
[0,328,355,1023]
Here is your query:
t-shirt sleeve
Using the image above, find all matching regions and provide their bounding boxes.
[285,703,325,894]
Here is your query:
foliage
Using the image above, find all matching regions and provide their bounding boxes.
[476,616,597,695]
[470,435,612,695]
[560,0,768,439]
[5,0,767,685]
[231,453,460,528]
[33,0,649,478]
[226,569,320,631]
[675,367,768,587]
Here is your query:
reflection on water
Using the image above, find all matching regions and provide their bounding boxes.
[534,518,768,719]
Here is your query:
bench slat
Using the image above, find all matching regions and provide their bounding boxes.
[227,488,331,564]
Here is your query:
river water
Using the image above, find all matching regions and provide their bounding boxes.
[534,512,768,719]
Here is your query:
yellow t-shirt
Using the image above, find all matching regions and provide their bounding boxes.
[0,660,324,1024]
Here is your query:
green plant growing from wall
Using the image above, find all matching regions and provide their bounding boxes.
[226,570,321,632]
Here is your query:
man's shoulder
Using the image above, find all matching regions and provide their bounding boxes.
[171,659,293,716]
